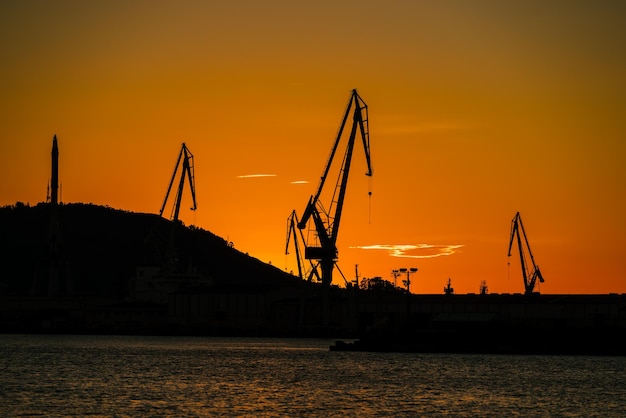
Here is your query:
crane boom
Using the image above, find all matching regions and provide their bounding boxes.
[508,212,545,295]
[160,143,197,222]
[296,89,373,286]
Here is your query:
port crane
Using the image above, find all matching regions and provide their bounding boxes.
[508,212,545,295]
[159,143,197,272]
[296,89,372,286]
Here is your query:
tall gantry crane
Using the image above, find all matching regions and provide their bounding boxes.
[160,143,197,273]
[508,211,545,295]
[296,89,373,286]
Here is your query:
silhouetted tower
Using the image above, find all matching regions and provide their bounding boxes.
[32,135,72,296]
[51,135,59,205]
[444,278,454,295]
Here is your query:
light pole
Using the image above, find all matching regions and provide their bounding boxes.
[393,267,418,322]
[396,267,418,294]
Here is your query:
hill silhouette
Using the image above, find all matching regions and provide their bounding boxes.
[3,202,625,355]
[0,202,299,298]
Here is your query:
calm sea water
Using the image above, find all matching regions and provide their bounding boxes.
[1,334,625,417]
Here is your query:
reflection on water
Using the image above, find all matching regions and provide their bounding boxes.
[1,334,625,417]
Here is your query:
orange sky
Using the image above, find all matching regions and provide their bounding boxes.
[1,1,625,294]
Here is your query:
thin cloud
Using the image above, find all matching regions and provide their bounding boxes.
[290,180,309,184]
[236,174,277,179]
[351,244,464,259]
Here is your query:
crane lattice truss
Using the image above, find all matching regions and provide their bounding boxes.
[296,89,373,286]
[508,212,545,295]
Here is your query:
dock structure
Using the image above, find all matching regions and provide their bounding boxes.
[2,288,625,355]
[329,292,626,355]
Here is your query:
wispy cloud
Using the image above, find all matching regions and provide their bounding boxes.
[290,180,309,184]
[236,174,277,179]
[351,244,464,259]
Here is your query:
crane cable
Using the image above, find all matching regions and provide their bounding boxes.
[368,176,373,224]
[507,258,510,281]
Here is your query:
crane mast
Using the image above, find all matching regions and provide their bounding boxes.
[508,212,545,295]
[297,89,372,286]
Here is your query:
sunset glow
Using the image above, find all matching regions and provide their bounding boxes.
[1,1,624,294]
